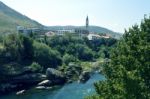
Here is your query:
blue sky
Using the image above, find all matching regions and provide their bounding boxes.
[1,0,150,33]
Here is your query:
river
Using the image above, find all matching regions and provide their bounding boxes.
[0,73,105,99]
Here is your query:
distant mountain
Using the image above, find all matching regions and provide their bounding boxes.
[46,25,122,38]
[0,1,43,33]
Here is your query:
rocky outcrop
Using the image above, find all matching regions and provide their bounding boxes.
[11,73,46,84]
[0,83,18,94]
[79,71,90,83]
[46,68,66,85]
[0,67,67,94]
[0,73,46,94]
[0,63,92,94]
[35,86,52,90]
[38,80,52,86]
[64,63,82,80]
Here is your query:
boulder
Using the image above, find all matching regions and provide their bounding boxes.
[16,90,25,95]
[46,68,66,85]
[79,71,90,83]
[35,86,52,90]
[10,73,47,84]
[0,83,18,94]
[67,79,73,83]
[0,73,47,94]
[38,80,52,86]
[65,63,82,80]
[35,86,46,90]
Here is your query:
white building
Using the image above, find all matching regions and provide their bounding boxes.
[87,33,101,40]
[45,31,55,37]
[55,29,75,35]
[87,33,110,40]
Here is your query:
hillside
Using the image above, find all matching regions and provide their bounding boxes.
[0,1,43,33]
[46,25,122,38]
[0,1,122,38]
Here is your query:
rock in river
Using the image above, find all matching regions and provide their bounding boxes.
[46,68,66,85]
[38,80,52,86]
[16,90,25,95]
[79,71,90,83]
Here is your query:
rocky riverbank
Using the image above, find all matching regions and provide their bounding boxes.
[0,64,91,95]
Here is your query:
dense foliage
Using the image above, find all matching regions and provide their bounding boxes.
[0,34,62,71]
[46,34,116,61]
[33,41,62,68]
[86,17,150,99]
[0,32,117,81]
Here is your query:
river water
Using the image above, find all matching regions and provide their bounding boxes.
[0,73,105,99]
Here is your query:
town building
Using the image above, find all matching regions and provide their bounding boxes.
[17,26,42,36]
[46,16,89,37]
[87,33,110,40]
[45,31,55,37]
[75,16,89,37]
[55,29,75,36]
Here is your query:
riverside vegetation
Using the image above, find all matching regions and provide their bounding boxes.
[0,32,117,94]
[86,16,150,99]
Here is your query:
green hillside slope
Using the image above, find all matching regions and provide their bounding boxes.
[0,1,43,33]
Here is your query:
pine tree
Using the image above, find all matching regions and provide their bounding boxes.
[86,16,150,99]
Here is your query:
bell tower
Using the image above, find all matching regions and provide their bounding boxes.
[86,16,89,29]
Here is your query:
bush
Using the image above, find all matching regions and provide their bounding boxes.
[30,62,42,72]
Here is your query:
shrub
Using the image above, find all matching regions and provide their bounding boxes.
[30,62,42,72]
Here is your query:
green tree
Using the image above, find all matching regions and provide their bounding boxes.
[33,41,62,69]
[63,54,76,65]
[20,35,34,64]
[86,16,150,99]
[75,44,93,61]
[3,33,23,62]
